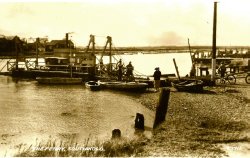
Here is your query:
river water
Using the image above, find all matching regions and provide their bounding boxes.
[0,75,154,156]
[103,52,192,76]
[0,52,192,76]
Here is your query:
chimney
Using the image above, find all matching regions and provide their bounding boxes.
[66,33,69,48]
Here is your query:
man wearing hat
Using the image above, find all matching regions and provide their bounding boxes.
[218,62,226,78]
[153,67,161,92]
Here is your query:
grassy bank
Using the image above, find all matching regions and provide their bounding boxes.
[15,134,149,157]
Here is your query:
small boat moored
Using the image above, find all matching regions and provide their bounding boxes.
[99,81,148,92]
[172,80,204,92]
[85,81,101,91]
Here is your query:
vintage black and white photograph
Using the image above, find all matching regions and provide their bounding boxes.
[0,0,249,157]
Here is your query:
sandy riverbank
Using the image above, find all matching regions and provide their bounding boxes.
[10,77,250,157]
[132,77,250,157]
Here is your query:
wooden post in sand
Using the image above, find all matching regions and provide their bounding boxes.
[134,113,145,130]
[112,129,121,139]
[153,88,170,129]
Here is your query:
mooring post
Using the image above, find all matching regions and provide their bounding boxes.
[173,58,180,80]
[153,88,170,129]
[112,129,121,139]
[134,113,145,130]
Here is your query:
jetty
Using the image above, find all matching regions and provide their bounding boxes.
[0,33,249,87]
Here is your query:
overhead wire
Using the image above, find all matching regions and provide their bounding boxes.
[85,35,148,78]
[112,42,148,77]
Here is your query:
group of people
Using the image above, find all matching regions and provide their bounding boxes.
[117,59,134,81]
[117,59,162,92]
[115,59,228,92]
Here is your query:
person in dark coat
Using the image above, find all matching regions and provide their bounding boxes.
[218,62,226,78]
[126,61,134,81]
[117,59,124,81]
[153,67,161,92]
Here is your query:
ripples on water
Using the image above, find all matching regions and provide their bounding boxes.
[0,76,154,156]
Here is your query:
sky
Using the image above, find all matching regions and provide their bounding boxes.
[0,0,249,47]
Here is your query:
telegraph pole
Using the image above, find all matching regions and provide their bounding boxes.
[211,2,217,83]
[67,32,74,77]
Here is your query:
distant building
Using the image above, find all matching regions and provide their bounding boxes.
[45,40,74,52]
[24,38,47,55]
[0,36,24,56]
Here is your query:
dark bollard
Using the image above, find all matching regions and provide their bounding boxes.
[112,129,121,139]
[153,88,170,129]
[134,113,144,130]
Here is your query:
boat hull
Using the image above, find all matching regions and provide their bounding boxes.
[85,81,101,91]
[36,77,83,84]
[100,81,148,92]
[173,80,203,92]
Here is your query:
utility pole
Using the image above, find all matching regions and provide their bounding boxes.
[211,2,217,83]
[66,33,69,48]
[66,32,74,77]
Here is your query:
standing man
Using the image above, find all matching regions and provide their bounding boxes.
[126,61,134,81]
[153,67,161,92]
[218,62,226,78]
[117,59,124,81]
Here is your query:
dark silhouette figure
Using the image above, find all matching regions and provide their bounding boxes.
[153,67,161,92]
[135,113,144,130]
[112,129,121,139]
[218,62,226,78]
[117,59,123,81]
[126,61,134,81]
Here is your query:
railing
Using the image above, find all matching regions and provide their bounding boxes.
[0,59,15,72]
[6,60,95,74]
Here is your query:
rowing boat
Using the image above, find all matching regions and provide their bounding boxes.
[99,81,148,92]
[85,81,101,91]
[172,80,203,92]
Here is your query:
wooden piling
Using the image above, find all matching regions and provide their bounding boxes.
[112,129,121,139]
[173,58,180,80]
[134,113,144,130]
[153,88,170,129]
